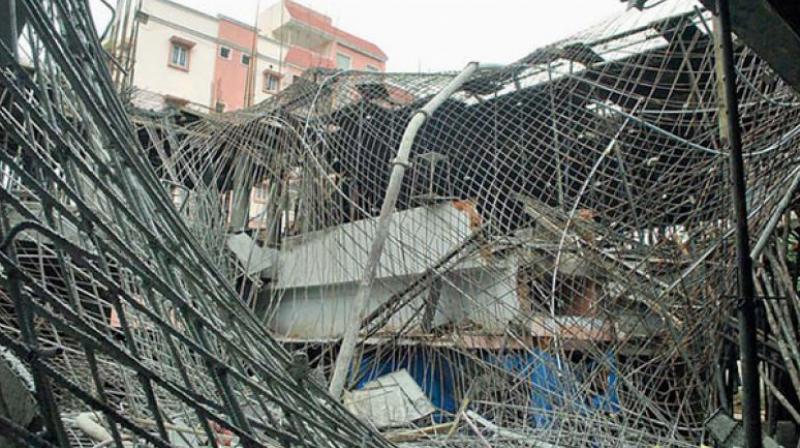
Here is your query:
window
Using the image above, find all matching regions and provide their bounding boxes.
[366,65,379,72]
[336,53,351,70]
[241,54,251,65]
[215,101,225,113]
[264,72,280,92]
[168,36,194,70]
[170,43,189,69]
[219,46,231,59]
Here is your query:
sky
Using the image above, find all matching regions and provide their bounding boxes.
[93,0,630,72]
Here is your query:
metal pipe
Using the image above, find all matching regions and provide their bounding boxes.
[328,61,479,398]
[714,1,762,446]
[751,165,800,259]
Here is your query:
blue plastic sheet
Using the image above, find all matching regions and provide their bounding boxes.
[354,348,619,426]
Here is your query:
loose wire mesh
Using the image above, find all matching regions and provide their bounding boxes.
[138,1,800,446]
[3,0,800,447]
[0,1,389,447]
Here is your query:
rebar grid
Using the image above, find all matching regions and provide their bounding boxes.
[0,0,391,447]
[3,0,800,447]
[135,1,800,446]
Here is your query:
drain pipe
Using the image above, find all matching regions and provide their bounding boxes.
[329,62,479,398]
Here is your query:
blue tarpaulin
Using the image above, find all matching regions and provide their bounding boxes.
[354,349,459,415]
[354,348,619,426]
[486,351,620,426]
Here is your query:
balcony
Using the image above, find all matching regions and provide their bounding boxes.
[284,46,335,70]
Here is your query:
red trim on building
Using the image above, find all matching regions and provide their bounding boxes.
[283,0,332,30]
[284,46,335,69]
[284,0,387,61]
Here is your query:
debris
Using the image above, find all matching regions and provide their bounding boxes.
[0,347,37,447]
[74,412,111,443]
[3,0,800,447]
[383,421,456,442]
[704,410,782,448]
[344,369,436,428]
[0,1,389,447]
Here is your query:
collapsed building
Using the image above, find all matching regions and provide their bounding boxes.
[3,0,800,447]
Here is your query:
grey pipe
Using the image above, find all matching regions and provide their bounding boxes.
[329,61,479,398]
[751,165,800,259]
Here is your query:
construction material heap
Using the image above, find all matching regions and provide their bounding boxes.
[137,1,800,446]
[0,1,389,447]
[3,0,800,447]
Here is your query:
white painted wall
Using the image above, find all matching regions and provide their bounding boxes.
[132,0,219,111]
[258,2,288,37]
[131,0,292,111]
[254,37,289,103]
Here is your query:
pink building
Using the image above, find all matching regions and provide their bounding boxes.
[212,18,260,111]
[260,0,387,80]
[131,0,387,113]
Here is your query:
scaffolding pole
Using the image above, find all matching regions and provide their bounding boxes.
[714,1,762,446]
